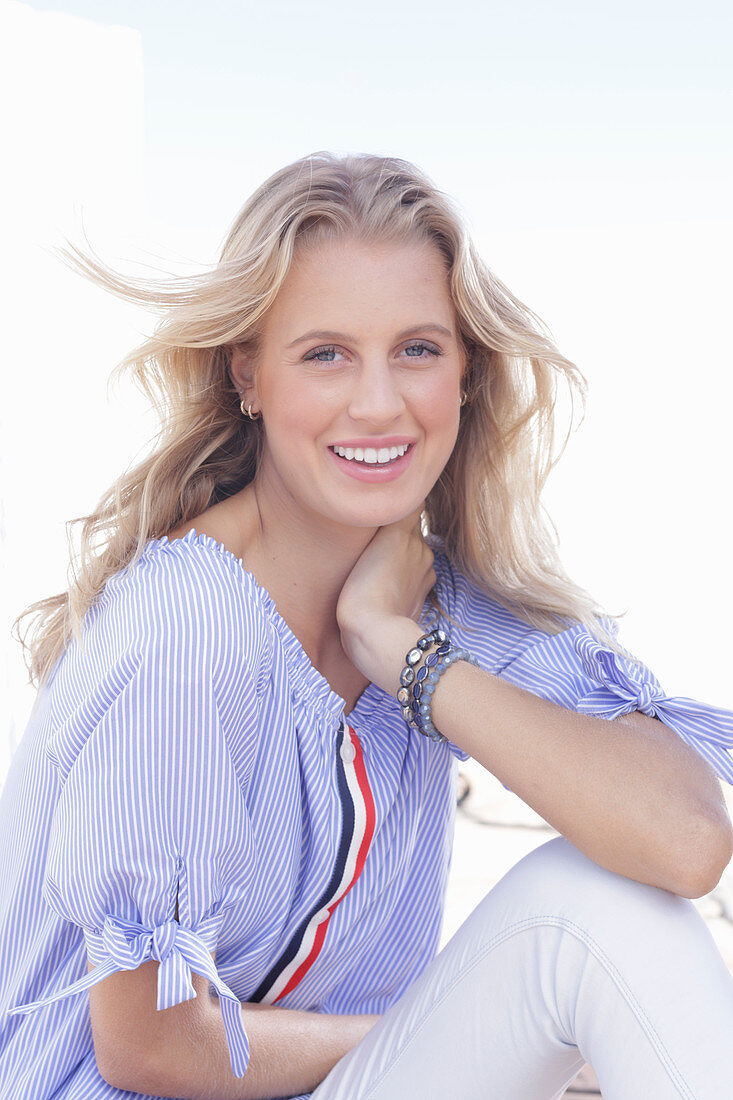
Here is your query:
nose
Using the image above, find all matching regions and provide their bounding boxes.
[347,358,406,427]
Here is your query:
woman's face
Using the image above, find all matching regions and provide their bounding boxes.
[233,236,466,533]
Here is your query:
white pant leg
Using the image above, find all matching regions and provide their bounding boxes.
[310,837,733,1100]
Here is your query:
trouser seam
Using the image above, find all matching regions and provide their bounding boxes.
[362,914,693,1100]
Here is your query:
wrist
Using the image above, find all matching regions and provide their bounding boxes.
[343,616,422,696]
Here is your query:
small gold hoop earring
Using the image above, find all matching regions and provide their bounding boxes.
[240,398,261,421]
[459,391,468,407]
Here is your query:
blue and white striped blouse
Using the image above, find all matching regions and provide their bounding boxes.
[1,528,732,1100]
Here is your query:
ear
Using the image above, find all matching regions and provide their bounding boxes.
[229,345,259,408]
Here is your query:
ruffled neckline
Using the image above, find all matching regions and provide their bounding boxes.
[141,527,426,726]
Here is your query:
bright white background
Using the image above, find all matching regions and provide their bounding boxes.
[1,0,731,782]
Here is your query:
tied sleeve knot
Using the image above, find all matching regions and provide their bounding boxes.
[151,919,178,963]
[99,913,177,968]
[100,916,195,1006]
[572,630,733,784]
[8,913,252,1078]
[630,681,657,714]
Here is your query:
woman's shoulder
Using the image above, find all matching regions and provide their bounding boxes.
[39,525,274,787]
[429,539,547,667]
[64,525,274,693]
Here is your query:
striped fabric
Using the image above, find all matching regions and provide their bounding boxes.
[1,528,731,1099]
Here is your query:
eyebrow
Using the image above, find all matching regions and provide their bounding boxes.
[286,323,454,348]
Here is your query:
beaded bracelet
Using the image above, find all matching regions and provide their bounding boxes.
[396,630,479,744]
[396,629,448,726]
[412,645,480,742]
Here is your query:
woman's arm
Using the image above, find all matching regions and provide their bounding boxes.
[337,513,733,900]
[89,956,379,1100]
[356,615,731,898]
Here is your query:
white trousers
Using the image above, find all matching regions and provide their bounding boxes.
[310,837,733,1099]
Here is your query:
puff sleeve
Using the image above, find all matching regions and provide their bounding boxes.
[497,614,733,785]
[7,548,266,1078]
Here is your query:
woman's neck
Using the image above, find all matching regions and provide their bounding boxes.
[229,481,377,669]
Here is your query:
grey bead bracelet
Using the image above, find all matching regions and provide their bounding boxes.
[396,629,479,744]
[411,645,480,742]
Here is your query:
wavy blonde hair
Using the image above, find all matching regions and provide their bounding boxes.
[14,150,629,691]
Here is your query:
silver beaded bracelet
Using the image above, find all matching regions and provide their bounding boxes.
[397,630,479,743]
[397,629,448,719]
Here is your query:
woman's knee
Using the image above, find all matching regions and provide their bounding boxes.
[464,836,699,956]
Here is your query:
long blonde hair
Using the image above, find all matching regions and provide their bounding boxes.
[14,150,628,691]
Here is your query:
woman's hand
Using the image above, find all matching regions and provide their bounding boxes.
[336,506,436,693]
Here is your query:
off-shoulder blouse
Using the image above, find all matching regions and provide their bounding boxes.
[1,528,731,1100]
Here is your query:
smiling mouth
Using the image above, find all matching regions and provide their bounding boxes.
[330,443,412,467]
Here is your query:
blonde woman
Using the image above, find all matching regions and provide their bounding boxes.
[2,152,733,1100]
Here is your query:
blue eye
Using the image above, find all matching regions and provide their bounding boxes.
[404,343,439,358]
[304,345,342,363]
[302,341,441,363]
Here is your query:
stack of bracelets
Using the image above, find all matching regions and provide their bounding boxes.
[396,628,480,743]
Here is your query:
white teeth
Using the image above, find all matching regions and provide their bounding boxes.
[332,443,410,463]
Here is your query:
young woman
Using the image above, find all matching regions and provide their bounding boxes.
[2,151,733,1100]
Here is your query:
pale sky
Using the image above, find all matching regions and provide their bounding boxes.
[2,0,732,774]
[23,0,733,242]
